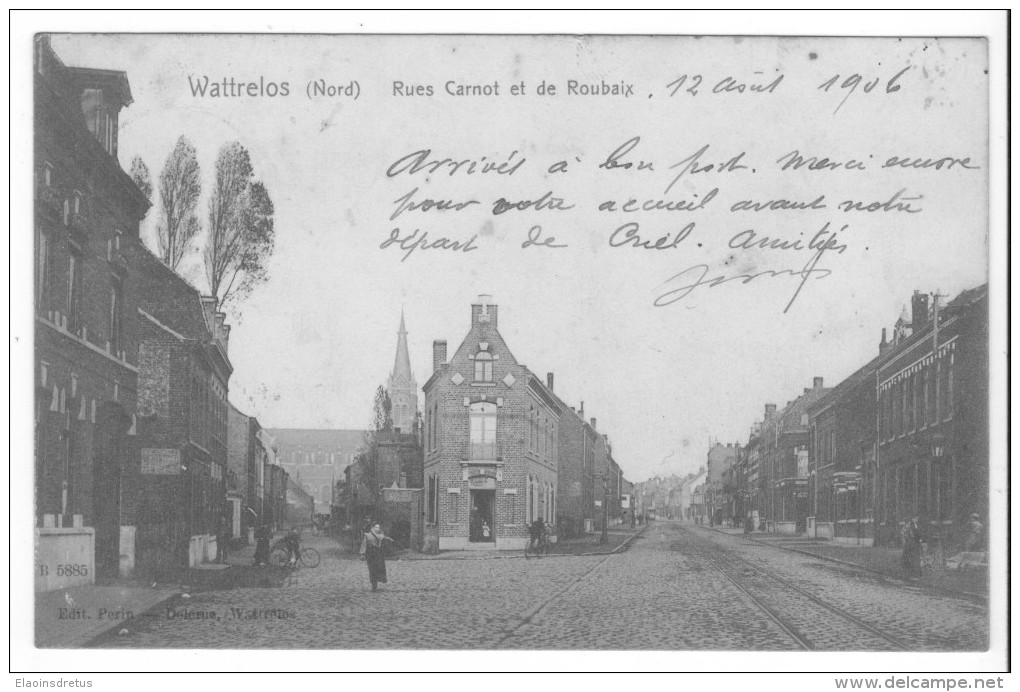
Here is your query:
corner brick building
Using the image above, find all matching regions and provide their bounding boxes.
[34,36,150,585]
[135,248,232,573]
[423,296,561,550]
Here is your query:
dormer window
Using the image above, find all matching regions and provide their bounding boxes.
[474,350,493,382]
[81,88,116,156]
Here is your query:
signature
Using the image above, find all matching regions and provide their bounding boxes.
[654,248,833,313]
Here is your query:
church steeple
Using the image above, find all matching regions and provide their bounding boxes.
[388,309,418,434]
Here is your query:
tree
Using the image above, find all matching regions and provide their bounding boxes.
[204,141,275,311]
[372,385,393,432]
[156,136,202,270]
[129,156,152,204]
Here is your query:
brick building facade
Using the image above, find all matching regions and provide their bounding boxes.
[226,404,268,544]
[554,400,599,538]
[807,359,880,544]
[705,442,739,525]
[423,296,561,550]
[761,377,827,534]
[135,248,232,572]
[34,36,150,583]
[873,286,988,549]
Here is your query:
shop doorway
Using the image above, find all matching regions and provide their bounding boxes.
[469,489,495,543]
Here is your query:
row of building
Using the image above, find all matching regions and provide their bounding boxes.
[33,37,312,591]
[693,284,988,549]
[421,295,635,550]
[339,297,638,552]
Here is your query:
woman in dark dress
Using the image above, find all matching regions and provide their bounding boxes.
[360,521,392,591]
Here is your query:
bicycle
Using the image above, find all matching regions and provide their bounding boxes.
[524,531,550,559]
[269,545,321,569]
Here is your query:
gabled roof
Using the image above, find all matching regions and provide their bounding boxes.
[136,246,212,341]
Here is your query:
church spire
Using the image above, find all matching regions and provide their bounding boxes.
[393,309,413,381]
[388,309,418,435]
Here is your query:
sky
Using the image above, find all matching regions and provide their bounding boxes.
[50,34,988,482]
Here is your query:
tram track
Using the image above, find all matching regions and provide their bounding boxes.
[686,527,914,651]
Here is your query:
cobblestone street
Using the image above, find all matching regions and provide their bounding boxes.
[90,522,988,650]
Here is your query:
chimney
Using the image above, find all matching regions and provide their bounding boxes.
[813,376,824,389]
[221,324,231,353]
[580,401,585,417]
[433,340,447,373]
[471,294,497,328]
[911,290,930,330]
[546,372,554,391]
[880,327,889,354]
[590,417,597,430]
[200,295,217,333]
[765,403,776,420]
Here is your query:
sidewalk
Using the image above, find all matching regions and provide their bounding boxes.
[35,582,179,648]
[399,524,647,560]
[705,525,988,601]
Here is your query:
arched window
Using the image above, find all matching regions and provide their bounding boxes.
[474,350,493,382]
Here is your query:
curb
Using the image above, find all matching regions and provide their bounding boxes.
[702,525,988,605]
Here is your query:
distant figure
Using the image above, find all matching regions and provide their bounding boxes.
[283,528,301,566]
[482,521,491,540]
[253,524,271,567]
[964,513,984,552]
[360,521,392,591]
[744,516,753,534]
[901,517,923,573]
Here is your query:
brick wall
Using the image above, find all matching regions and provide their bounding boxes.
[423,300,560,549]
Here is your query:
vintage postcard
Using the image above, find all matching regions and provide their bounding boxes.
[13,15,1007,675]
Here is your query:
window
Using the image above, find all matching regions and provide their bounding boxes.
[81,89,115,155]
[73,191,82,216]
[427,475,437,524]
[448,492,459,523]
[925,368,936,426]
[43,163,52,187]
[944,354,955,419]
[474,350,493,382]
[62,199,70,226]
[110,279,123,354]
[66,252,82,331]
[37,228,50,308]
[469,402,496,460]
[905,375,915,432]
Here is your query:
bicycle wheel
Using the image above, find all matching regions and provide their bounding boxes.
[300,547,321,568]
[269,546,291,568]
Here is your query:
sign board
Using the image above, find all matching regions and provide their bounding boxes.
[141,448,181,475]
[620,494,631,509]
[468,476,496,490]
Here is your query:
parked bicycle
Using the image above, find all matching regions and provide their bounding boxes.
[524,522,550,558]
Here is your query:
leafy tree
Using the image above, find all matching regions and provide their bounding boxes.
[129,156,152,204]
[204,141,275,311]
[156,136,201,270]
[372,385,393,432]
